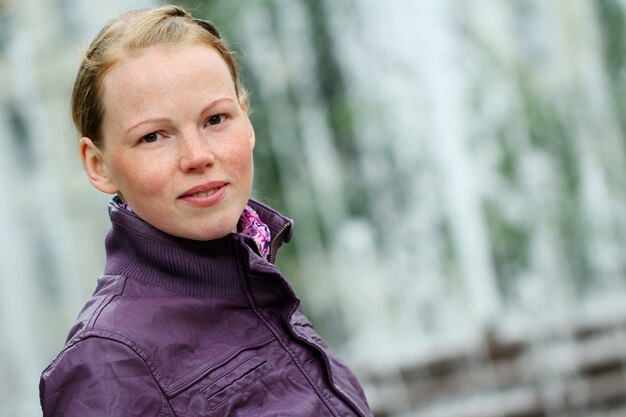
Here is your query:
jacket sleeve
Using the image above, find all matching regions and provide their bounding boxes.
[40,336,174,417]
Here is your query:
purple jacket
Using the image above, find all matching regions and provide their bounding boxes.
[40,199,372,416]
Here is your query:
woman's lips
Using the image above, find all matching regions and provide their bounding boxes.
[179,182,227,207]
[187,189,218,198]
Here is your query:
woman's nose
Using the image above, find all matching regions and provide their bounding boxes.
[179,132,215,172]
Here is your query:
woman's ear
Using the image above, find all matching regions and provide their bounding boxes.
[79,137,118,194]
[239,96,248,113]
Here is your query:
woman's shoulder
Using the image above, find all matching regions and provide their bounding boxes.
[39,334,170,417]
[40,274,179,410]
[66,273,190,345]
[45,274,160,380]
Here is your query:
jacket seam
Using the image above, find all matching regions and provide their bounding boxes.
[72,330,171,393]
[85,275,127,332]
[291,316,368,416]
[204,358,274,411]
[57,331,175,416]
[236,246,342,417]
[165,335,274,397]
[255,307,343,417]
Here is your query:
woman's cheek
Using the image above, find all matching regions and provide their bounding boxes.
[130,151,172,189]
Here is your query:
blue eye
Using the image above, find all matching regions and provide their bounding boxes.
[207,115,225,125]
[143,132,159,143]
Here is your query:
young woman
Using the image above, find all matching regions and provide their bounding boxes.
[39,5,372,417]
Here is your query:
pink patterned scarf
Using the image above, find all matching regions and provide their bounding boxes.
[237,205,271,259]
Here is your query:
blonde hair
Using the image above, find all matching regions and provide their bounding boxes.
[71,5,244,147]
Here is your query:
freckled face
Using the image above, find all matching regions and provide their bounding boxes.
[97,44,255,240]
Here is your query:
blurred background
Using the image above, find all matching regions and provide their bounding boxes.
[2,0,626,416]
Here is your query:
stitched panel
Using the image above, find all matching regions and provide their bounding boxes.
[201,356,273,411]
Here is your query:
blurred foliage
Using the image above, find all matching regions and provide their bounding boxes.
[483,198,530,296]
[494,125,520,185]
[490,70,593,293]
[596,0,626,81]
[518,80,580,197]
[596,0,626,156]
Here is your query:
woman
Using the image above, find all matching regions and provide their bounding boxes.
[39,5,372,417]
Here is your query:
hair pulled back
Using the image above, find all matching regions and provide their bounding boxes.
[71,5,243,147]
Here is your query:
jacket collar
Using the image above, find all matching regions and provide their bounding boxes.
[103,198,293,296]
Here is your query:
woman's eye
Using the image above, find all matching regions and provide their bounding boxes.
[143,132,159,143]
[207,114,225,126]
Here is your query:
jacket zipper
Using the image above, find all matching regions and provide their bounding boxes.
[269,222,291,263]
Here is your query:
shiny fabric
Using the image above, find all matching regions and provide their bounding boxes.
[39,199,372,417]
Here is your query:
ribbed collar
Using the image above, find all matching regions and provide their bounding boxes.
[103,198,294,297]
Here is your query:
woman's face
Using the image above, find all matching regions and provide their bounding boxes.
[81,43,255,241]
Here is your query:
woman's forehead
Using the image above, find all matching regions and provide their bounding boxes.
[100,45,238,128]
[107,44,233,92]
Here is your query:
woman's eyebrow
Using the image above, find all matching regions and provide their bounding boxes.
[201,97,237,112]
[125,97,237,134]
[126,117,171,134]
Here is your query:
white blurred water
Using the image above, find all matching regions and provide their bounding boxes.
[235,0,626,412]
[238,0,626,353]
